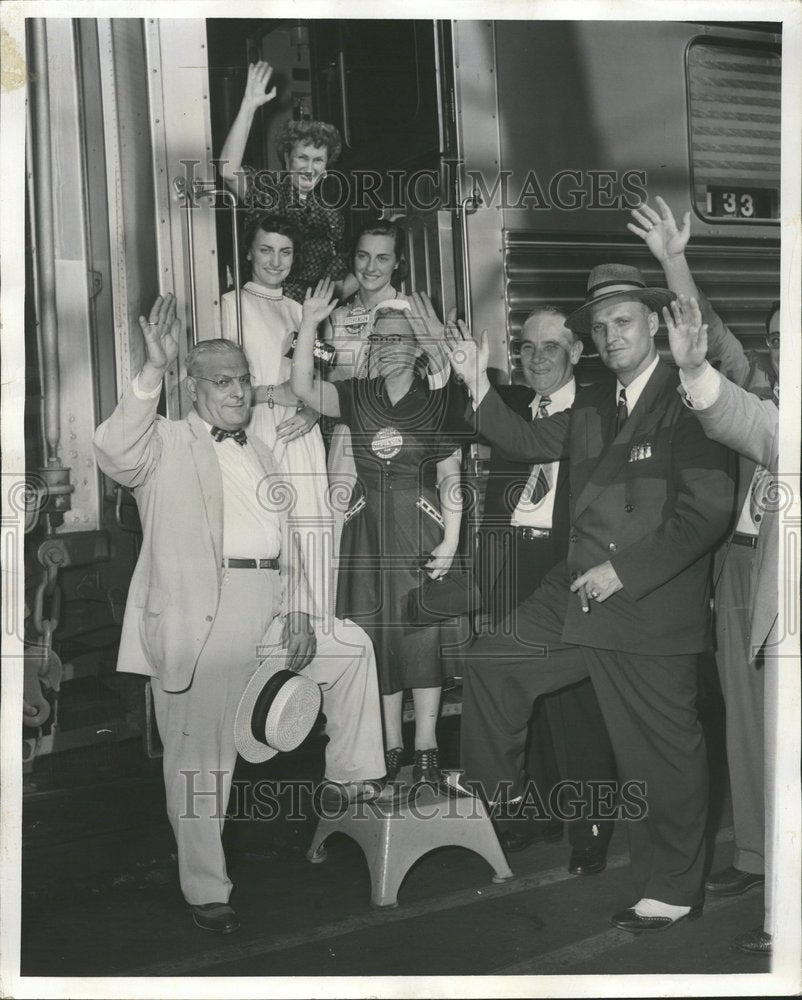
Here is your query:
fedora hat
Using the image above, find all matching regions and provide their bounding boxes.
[234,651,322,764]
[565,264,676,334]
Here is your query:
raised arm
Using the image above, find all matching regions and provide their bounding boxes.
[629,194,749,386]
[93,295,180,488]
[218,62,277,200]
[289,279,341,417]
[445,322,569,462]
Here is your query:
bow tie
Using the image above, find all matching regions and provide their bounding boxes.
[210,426,247,446]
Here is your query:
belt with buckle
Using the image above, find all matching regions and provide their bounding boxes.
[222,557,280,570]
[514,526,552,542]
[731,532,758,549]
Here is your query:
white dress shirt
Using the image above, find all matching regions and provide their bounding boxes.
[511,378,575,529]
[616,352,660,414]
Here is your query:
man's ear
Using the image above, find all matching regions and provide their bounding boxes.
[648,310,660,337]
[185,375,197,401]
[570,338,584,365]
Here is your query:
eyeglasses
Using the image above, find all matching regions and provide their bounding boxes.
[367,334,410,345]
[192,374,254,390]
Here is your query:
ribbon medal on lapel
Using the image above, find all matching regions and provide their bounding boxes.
[629,442,653,463]
[371,427,403,460]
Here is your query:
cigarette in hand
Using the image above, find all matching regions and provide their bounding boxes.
[578,583,590,614]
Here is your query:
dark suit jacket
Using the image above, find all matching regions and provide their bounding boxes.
[472,359,736,656]
[477,384,570,601]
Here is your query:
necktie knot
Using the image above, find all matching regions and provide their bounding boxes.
[211,426,247,446]
[615,388,629,435]
[537,395,551,418]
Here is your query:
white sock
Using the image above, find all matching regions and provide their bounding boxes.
[633,897,691,920]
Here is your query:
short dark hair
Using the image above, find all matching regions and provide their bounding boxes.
[765,300,780,334]
[275,120,343,166]
[186,339,247,377]
[353,218,409,282]
[243,214,303,275]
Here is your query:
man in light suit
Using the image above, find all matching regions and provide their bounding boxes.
[476,306,616,872]
[447,266,735,931]
[94,294,385,934]
[628,197,778,920]
[664,290,780,958]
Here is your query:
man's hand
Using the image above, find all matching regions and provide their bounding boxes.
[242,61,277,111]
[663,294,708,375]
[627,195,691,264]
[282,612,317,673]
[139,294,180,389]
[570,561,623,604]
[275,406,320,442]
[302,278,338,326]
[444,320,490,399]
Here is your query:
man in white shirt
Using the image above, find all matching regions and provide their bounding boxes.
[475,307,616,873]
[93,294,385,934]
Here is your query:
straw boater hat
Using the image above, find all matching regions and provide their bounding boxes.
[565,263,676,335]
[234,651,322,764]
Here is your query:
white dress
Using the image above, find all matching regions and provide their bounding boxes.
[222,282,333,620]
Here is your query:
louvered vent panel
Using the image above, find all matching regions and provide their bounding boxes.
[503,236,779,384]
[687,43,781,220]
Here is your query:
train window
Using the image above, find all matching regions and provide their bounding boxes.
[686,40,781,222]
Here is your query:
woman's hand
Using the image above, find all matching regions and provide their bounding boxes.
[275,406,320,442]
[302,278,339,326]
[627,195,691,264]
[425,540,457,580]
[242,61,277,111]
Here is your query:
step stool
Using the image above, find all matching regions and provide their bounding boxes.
[306,769,514,908]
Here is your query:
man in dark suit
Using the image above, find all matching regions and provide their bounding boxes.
[447,265,735,932]
[476,306,616,873]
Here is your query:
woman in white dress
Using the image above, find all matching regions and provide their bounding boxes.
[222,214,333,620]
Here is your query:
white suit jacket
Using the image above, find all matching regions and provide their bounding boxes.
[94,385,313,692]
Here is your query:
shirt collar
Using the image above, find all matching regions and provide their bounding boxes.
[617,353,659,412]
[529,377,576,416]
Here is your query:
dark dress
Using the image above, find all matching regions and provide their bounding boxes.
[241,168,350,303]
[334,376,463,695]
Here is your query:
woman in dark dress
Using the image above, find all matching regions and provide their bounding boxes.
[289,279,464,784]
[219,60,357,303]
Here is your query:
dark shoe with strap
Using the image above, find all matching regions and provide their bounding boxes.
[611,903,703,933]
[733,926,772,956]
[568,844,607,875]
[497,819,563,854]
[384,746,404,782]
[412,747,442,785]
[317,779,385,813]
[705,865,764,896]
[191,902,240,934]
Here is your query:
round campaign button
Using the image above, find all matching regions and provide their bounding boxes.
[371,427,403,460]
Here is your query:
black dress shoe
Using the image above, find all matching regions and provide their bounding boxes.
[568,845,607,875]
[733,926,772,956]
[705,865,764,896]
[497,821,563,853]
[611,903,703,933]
[191,902,240,934]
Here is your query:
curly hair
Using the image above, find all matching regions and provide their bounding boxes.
[243,213,303,274]
[275,120,343,166]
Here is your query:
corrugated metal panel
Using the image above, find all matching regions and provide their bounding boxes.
[503,234,779,384]
[687,42,781,220]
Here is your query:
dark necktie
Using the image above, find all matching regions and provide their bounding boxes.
[210,426,247,446]
[524,395,552,506]
[615,388,628,436]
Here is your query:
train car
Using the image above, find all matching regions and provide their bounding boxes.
[3,11,799,991]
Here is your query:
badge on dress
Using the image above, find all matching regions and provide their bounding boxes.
[371,427,403,460]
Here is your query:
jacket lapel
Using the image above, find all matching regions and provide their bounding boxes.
[573,360,670,520]
[187,410,224,572]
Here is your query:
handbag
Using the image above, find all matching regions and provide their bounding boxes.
[405,565,482,627]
